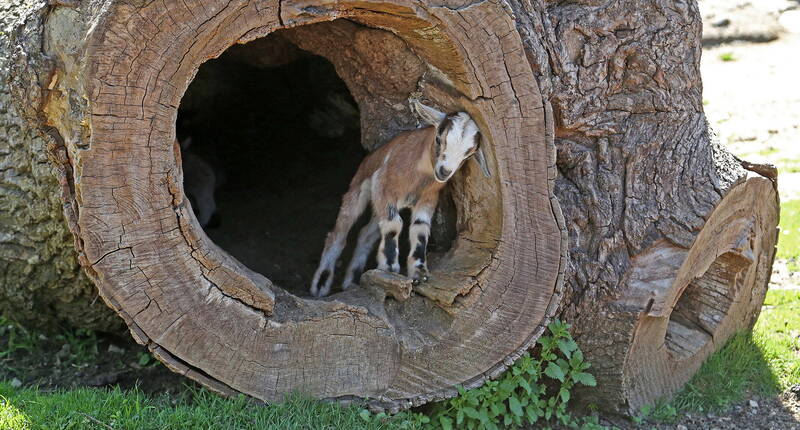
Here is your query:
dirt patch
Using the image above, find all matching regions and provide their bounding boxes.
[701,25,800,200]
[770,259,800,290]
[0,323,196,397]
[577,395,800,429]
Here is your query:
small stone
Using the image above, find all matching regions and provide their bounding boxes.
[107,344,125,354]
[677,424,688,430]
[56,343,71,358]
[9,378,22,388]
[713,18,732,27]
[749,399,759,408]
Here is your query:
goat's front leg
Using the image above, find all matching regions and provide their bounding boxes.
[407,205,434,285]
[310,180,370,297]
[377,204,402,273]
[342,216,380,290]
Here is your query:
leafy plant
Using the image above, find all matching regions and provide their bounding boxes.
[423,320,596,429]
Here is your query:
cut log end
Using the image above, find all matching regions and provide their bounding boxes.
[57,0,564,410]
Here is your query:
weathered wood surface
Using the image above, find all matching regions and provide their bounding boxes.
[360,270,413,302]
[0,0,779,414]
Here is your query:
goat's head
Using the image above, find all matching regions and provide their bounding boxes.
[413,101,491,183]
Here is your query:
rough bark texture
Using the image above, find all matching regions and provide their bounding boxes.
[0,0,779,415]
[0,0,122,331]
[508,0,779,413]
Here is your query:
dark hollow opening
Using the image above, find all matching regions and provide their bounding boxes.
[665,252,746,360]
[177,33,456,297]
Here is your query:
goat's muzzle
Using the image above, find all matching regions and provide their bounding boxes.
[435,166,451,183]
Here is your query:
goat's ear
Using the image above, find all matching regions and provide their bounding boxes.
[412,100,446,126]
[179,136,193,151]
[473,134,492,178]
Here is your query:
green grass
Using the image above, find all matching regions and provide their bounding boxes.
[719,52,737,62]
[0,383,425,430]
[779,199,800,271]
[778,158,800,174]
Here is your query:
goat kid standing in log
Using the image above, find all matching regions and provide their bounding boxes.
[310,101,491,297]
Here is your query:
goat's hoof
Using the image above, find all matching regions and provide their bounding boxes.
[411,273,429,286]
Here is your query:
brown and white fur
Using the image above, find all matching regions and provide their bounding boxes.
[310,101,491,297]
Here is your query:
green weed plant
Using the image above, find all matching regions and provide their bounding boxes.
[420,321,596,429]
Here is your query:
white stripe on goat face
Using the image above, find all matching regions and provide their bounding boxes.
[433,112,480,183]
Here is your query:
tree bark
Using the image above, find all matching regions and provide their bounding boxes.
[514,0,779,413]
[0,0,122,331]
[0,0,778,414]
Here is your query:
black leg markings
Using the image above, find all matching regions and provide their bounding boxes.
[412,234,427,265]
[384,232,398,266]
[386,204,398,221]
[316,269,330,290]
[350,267,362,283]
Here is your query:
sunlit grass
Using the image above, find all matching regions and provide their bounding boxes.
[649,289,800,421]
[754,289,800,390]
[0,394,29,430]
[779,199,800,271]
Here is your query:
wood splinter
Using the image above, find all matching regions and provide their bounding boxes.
[359,269,413,302]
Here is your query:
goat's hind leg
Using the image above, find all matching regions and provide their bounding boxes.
[310,180,370,297]
[342,216,380,290]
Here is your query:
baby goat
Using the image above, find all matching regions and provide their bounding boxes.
[179,137,221,229]
[310,101,491,298]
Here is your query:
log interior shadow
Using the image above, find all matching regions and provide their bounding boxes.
[176,30,459,297]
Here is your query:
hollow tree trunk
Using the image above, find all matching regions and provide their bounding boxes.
[1,0,778,415]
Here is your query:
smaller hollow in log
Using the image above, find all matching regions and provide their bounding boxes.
[665,252,747,361]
